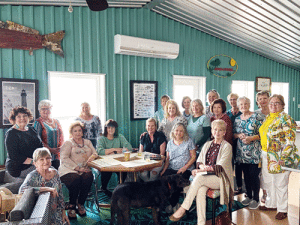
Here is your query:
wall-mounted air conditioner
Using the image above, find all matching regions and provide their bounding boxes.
[114,34,179,59]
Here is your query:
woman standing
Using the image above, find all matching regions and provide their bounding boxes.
[154,95,170,127]
[76,102,102,148]
[205,89,220,118]
[226,93,242,124]
[182,96,192,121]
[97,119,132,196]
[233,97,262,209]
[139,118,166,181]
[158,100,187,141]
[20,148,69,225]
[5,106,43,178]
[187,99,211,153]
[259,95,299,220]
[59,121,98,220]
[34,100,64,170]
[255,91,270,203]
[210,99,233,146]
[170,120,233,225]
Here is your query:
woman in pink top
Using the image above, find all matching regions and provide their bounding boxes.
[59,121,98,220]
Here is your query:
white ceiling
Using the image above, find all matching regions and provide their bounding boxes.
[1,0,300,71]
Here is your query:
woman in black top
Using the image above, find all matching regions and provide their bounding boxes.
[139,118,166,181]
[5,106,43,177]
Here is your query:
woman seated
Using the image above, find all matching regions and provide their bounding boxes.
[19,147,69,225]
[170,120,233,225]
[158,100,187,141]
[210,99,233,146]
[34,100,64,170]
[139,118,166,181]
[5,106,43,178]
[160,123,196,209]
[59,121,98,220]
[97,119,132,196]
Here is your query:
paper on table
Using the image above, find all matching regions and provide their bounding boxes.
[93,157,122,167]
[120,159,158,168]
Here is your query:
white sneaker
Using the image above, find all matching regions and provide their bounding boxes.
[249,200,259,209]
[241,197,252,206]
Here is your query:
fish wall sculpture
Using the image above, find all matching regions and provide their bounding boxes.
[0,20,65,57]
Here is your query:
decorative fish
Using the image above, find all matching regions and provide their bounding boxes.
[0,20,65,57]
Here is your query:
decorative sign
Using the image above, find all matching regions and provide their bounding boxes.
[130,80,158,120]
[207,54,238,78]
[256,77,271,92]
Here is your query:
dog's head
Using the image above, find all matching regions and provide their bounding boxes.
[163,170,191,194]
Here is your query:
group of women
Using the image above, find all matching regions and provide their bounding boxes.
[4,89,299,224]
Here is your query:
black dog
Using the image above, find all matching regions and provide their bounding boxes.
[110,171,191,225]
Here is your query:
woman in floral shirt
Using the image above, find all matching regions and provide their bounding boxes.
[258,94,299,220]
[233,97,263,210]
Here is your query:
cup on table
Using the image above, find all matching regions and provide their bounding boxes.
[144,153,150,162]
[124,152,130,161]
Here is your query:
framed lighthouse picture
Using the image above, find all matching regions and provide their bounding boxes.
[0,78,39,128]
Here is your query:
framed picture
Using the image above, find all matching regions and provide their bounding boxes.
[130,80,158,120]
[256,77,271,92]
[0,78,39,128]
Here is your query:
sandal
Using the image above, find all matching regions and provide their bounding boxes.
[76,204,87,217]
[66,204,77,220]
[275,212,287,220]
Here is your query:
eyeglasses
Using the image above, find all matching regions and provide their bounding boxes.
[269,102,282,106]
[40,108,51,111]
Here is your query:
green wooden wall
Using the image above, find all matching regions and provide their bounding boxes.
[0,5,299,165]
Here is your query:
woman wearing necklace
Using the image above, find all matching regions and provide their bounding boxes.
[20,147,70,225]
[76,102,102,148]
[233,97,263,210]
[34,100,64,170]
[97,119,132,197]
[59,121,98,220]
[5,106,43,178]
[170,120,233,225]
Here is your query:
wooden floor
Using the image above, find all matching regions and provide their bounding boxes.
[206,172,300,225]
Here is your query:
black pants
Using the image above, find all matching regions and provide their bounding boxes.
[163,169,191,207]
[60,172,93,205]
[235,163,243,189]
[101,172,127,190]
[51,159,60,170]
[240,163,261,202]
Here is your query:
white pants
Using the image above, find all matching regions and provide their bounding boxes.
[261,151,290,212]
[181,174,220,225]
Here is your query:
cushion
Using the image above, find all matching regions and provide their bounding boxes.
[206,188,220,198]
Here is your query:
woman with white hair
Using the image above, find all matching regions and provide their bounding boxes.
[34,100,64,170]
[205,89,220,118]
[233,96,263,209]
[158,100,187,141]
[19,147,69,225]
[170,120,233,225]
[76,102,102,148]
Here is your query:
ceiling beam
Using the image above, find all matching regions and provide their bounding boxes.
[143,0,166,9]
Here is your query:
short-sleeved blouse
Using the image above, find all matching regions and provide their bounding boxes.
[158,116,187,141]
[166,138,195,171]
[187,115,210,149]
[140,131,166,155]
[75,115,102,148]
[19,169,64,225]
[226,109,242,125]
[233,113,263,164]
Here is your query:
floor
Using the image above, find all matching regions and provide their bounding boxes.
[206,172,299,225]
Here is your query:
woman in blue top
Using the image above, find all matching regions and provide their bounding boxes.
[182,96,192,121]
[187,99,211,154]
[139,118,166,181]
[153,95,170,127]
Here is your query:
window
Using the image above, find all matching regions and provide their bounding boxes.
[173,75,206,109]
[48,71,106,137]
[231,80,255,111]
[271,82,289,113]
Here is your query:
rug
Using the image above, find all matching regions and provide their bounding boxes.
[69,192,245,225]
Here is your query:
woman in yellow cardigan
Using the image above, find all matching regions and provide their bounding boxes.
[259,94,299,220]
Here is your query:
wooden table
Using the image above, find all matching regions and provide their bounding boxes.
[87,152,164,209]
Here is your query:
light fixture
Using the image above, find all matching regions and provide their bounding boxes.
[86,0,108,11]
[68,1,73,13]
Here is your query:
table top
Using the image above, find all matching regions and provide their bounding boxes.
[87,152,164,173]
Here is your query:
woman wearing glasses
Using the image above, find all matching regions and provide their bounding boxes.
[259,94,299,220]
[205,90,220,118]
[34,100,64,170]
